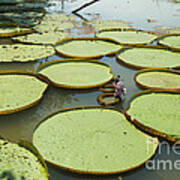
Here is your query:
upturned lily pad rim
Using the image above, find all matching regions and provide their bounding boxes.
[0,136,49,179]
[96,28,158,45]
[124,90,180,143]
[0,70,48,115]
[32,105,159,175]
[157,33,180,52]
[55,37,123,59]
[97,93,120,106]
[36,59,114,89]
[116,45,180,70]
[134,68,180,91]
[0,28,35,37]
[99,83,115,92]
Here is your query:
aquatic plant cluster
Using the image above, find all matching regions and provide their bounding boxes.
[0,1,180,179]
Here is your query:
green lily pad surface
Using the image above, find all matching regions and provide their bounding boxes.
[0,71,47,114]
[159,35,180,50]
[0,44,54,62]
[135,69,180,90]
[55,38,122,58]
[33,107,158,174]
[117,47,180,69]
[37,60,113,89]
[126,91,180,140]
[88,20,131,31]
[0,138,48,179]
[96,30,157,44]
[13,31,67,45]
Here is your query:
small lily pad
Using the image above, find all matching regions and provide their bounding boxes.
[0,71,48,114]
[135,68,180,91]
[158,34,180,51]
[0,44,55,62]
[97,93,120,105]
[37,60,113,89]
[13,31,67,45]
[33,107,158,174]
[55,37,122,58]
[125,90,180,142]
[96,29,157,45]
[117,46,180,69]
[0,138,48,179]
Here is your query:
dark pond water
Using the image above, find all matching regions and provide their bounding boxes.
[0,0,180,179]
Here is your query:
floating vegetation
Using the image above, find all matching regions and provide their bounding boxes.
[37,60,113,89]
[158,34,180,51]
[117,46,180,69]
[88,20,131,31]
[0,44,54,62]
[13,31,67,45]
[0,138,48,179]
[96,29,158,45]
[33,107,158,174]
[97,93,120,105]
[0,71,47,114]
[0,27,34,37]
[155,27,180,34]
[55,37,122,58]
[135,68,180,91]
[34,13,75,33]
[125,90,180,142]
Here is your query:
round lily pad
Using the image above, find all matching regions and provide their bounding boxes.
[37,60,113,89]
[0,44,55,62]
[135,68,180,91]
[125,90,180,142]
[13,31,67,45]
[97,93,120,105]
[158,34,180,51]
[33,107,158,174]
[117,46,180,69]
[0,138,48,179]
[96,29,157,45]
[0,71,48,114]
[55,37,122,58]
[0,27,34,37]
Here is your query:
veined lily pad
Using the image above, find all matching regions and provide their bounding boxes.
[0,44,54,62]
[0,71,48,114]
[13,31,67,45]
[135,68,180,91]
[125,91,180,142]
[37,60,113,89]
[55,37,122,58]
[0,27,34,37]
[158,34,180,51]
[0,138,48,179]
[33,107,158,174]
[88,20,131,31]
[117,46,180,69]
[96,29,157,45]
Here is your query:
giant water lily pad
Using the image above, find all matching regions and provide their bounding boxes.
[0,44,54,62]
[0,71,48,114]
[88,20,131,31]
[117,46,180,69]
[96,29,157,45]
[13,31,67,45]
[158,34,180,51]
[33,107,158,174]
[135,68,180,91]
[34,13,75,33]
[0,27,34,37]
[125,91,180,141]
[37,60,113,89]
[0,138,48,179]
[55,37,122,58]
